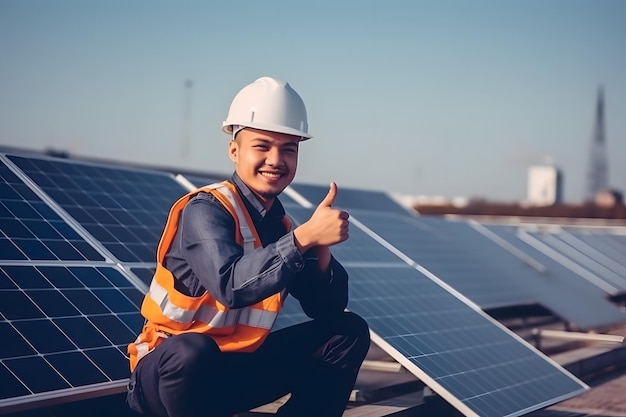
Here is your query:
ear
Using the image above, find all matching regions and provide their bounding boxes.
[228,140,238,163]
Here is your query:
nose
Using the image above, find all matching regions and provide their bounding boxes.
[266,148,283,167]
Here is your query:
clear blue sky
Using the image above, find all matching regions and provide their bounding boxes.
[1,0,624,203]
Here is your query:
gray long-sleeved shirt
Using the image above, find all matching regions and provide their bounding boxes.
[163,173,349,321]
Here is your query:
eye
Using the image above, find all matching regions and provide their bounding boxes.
[284,147,298,154]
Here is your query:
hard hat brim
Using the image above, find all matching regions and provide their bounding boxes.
[222,122,312,141]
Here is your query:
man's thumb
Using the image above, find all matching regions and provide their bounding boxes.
[318,182,337,208]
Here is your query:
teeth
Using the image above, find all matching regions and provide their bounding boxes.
[261,172,280,178]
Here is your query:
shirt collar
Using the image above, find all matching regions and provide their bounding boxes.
[230,172,286,222]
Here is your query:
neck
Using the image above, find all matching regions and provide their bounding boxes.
[254,192,275,211]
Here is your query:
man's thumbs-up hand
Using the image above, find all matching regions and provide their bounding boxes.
[317,181,338,209]
[293,182,350,254]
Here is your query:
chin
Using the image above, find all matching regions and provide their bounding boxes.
[256,184,286,199]
[259,188,283,199]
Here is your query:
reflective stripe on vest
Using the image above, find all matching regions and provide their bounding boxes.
[147,276,278,329]
[212,183,256,253]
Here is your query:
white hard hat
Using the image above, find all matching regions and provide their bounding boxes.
[222,76,312,140]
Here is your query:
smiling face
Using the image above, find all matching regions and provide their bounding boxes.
[229,128,300,209]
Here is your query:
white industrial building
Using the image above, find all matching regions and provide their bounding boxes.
[527,165,563,206]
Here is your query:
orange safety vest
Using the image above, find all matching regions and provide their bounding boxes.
[128,180,290,371]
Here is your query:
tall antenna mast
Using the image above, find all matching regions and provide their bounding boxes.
[181,79,194,159]
[585,86,609,201]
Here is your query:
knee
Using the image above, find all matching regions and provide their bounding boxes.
[160,333,220,377]
[342,312,370,358]
[341,311,369,339]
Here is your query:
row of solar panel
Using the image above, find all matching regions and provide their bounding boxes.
[4,153,625,316]
[2,151,621,416]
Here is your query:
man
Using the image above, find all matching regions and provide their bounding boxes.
[127,76,370,417]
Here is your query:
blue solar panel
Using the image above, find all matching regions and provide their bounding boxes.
[0,159,104,262]
[0,265,144,412]
[6,154,187,263]
[280,203,588,417]
[346,265,587,417]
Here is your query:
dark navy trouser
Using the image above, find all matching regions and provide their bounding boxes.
[127,312,370,417]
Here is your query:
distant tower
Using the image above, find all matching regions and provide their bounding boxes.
[585,86,609,201]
